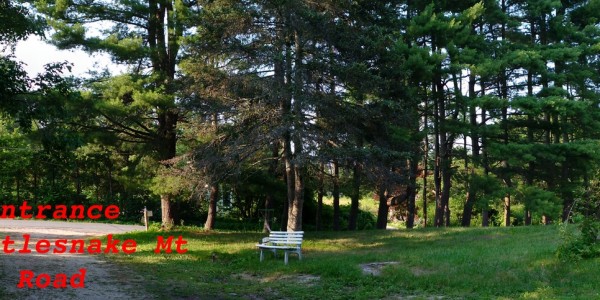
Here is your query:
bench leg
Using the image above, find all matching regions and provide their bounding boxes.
[260,249,264,262]
[284,251,289,265]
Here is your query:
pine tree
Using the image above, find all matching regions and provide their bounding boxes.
[28,0,193,227]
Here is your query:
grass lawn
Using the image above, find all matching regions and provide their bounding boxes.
[106,225,599,299]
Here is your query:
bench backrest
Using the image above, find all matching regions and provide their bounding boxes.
[267,231,303,246]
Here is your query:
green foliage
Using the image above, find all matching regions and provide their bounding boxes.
[516,185,562,220]
[468,172,506,210]
[558,178,600,261]
[7,0,600,232]
[0,1,42,44]
[557,218,600,261]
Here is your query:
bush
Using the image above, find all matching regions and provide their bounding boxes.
[557,215,600,261]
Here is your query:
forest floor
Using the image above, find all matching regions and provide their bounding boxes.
[0,220,149,300]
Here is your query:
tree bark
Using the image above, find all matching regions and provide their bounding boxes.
[287,165,304,231]
[503,194,511,226]
[280,32,295,230]
[432,41,452,227]
[462,190,474,227]
[376,185,388,229]
[286,28,306,232]
[348,162,361,230]
[422,99,428,228]
[204,184,218,230]
[333,160,341,231]
[525,61,535,226]
[462,72,479,227]
[160,194,173,229]
[263,194,272,233]
[204,113,219,231]
[149,2,179,228]
[440,88,452,227]
[406,158,418,229]
[500,3,511,228]
[433,83,443,227]
[316,162,324,231]
[481,77,490,227]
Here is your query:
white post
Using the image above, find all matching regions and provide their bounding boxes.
[144,206,149,231]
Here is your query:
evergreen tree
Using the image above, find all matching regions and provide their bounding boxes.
[28,0,194,227]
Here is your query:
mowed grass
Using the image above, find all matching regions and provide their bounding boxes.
[106,226,600,299]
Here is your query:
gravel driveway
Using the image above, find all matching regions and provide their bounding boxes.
[0,220,151,299]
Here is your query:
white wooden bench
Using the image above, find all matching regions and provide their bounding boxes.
[256,231,303,265]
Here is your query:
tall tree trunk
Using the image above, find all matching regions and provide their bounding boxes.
[432,39,452,227]
[333,160,341,231]
[439,84,452,227]
[286,29,305,232]
[161,194,173,229]
[433,80,443,227]
[554,22,573,223]
[280,190,289,231]
[503,194,511,226]
[204,184,218,230]
[157,109,178,227]
[462,189,474,227]
[283,137,295,229]
[348,162,361,230]
[316,162,324,231]
[273,22,288,231]
[204,113,219,230]
[482,210,489,227]
[287,165,304,231]
[148,1,180,228]
[525,61,535,225]
[279,27,294,231]
[500,0,511,228]
[462,72,479,227]
[264,143,279,233]
[442,164,452,227]
[422,97,428,228]
[540,13,553,225]
[406,157,418,229]
[480,76,490,227]
[376,184,388,229]
[264,195,272,233]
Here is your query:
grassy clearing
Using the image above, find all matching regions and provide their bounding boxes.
[106,225,600,299]
[322,195,379,216]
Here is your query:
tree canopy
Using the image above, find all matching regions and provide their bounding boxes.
[3,0,600,231]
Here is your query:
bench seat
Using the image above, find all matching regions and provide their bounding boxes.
[256,231,303,264]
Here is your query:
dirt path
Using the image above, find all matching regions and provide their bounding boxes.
[0,220,152,299]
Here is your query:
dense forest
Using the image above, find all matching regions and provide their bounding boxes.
[2,0,600,231]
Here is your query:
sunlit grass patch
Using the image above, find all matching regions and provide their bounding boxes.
[103,226,600,299]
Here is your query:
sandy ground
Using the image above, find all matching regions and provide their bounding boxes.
[0,220,152,299]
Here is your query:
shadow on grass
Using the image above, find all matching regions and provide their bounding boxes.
[105,225,600,299]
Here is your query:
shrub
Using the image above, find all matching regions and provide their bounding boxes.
[557,217,600,261]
